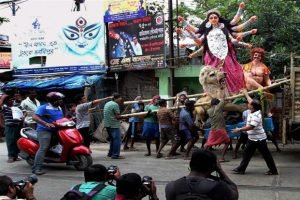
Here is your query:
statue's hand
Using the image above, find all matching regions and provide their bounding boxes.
[250,16,257,22]
[176,28,183,34]
[245,43,252,49]
[251,29,257,34]
[239,2,245,9]
[178,16,185,22]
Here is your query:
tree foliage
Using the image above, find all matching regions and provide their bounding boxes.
[176,0,300,78]
[0,17,9,25]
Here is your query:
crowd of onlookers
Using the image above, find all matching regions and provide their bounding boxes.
[0,149,239,200]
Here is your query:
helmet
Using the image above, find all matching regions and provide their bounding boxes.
[46,92,65,103]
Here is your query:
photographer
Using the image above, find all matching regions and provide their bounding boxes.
[64,164,120,200]
[0,175,36,200]
[165,149,238,200]
[116,173,159,200]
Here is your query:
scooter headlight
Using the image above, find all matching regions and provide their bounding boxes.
[59,121,75,127]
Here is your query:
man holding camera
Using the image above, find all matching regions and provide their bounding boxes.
[0,175,36,200]
[116,173,159,200]
[65,164,119,200]
[165,149,238,200]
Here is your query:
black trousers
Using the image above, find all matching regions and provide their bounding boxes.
[78,127,90,148]
[5,125,20,158]
[238,139,278,173]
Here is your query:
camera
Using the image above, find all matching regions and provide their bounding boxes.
[13,175,38,190]
[107,165,118,180]
[107,165,118,175]
[142,176,152,186]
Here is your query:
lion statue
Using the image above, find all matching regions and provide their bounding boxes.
[195,66,246,127]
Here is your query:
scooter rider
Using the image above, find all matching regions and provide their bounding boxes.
[32,92,65,175]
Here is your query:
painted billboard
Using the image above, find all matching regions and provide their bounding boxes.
[104,0,147,22]
[108,15,165,71]
[11,12,106,76]
[0,53,11,69]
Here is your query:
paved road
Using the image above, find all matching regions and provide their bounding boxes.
[0,140,300,200]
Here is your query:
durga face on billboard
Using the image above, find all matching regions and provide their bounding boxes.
[61,17,102,55]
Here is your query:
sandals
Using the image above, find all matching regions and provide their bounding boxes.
[111,156,125,159]
[156,153,163,158]
[218,159,229,163]
[165,156,177,160]
[264,171,278,175]
[129,147,138,151]
[232,168,245,175]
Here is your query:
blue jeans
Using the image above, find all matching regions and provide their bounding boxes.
[32,131,52,172]
[106,128,121,158]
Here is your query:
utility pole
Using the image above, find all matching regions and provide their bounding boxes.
[12,1,16,16]
[75,1,80,11]
[176,0,180,68]
[10,0,19,16]
[74,0,85,11]
[168,0,175,97]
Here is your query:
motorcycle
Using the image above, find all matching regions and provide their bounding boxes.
[17,118,93,170]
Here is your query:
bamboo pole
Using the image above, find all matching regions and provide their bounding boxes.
[123,78,289,105]
[120,79,290,118]
[123,93,205,105]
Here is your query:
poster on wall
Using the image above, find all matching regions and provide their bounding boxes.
[0,52,11,69]
[108,15,165,71]
[11,12,106,76]
[104,0,147,22]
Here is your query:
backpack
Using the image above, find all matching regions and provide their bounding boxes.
[60,183,107,200]
[175,177,213,200]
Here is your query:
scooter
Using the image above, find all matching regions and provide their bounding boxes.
[17,118,93,170]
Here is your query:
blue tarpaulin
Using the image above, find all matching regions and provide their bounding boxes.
[1,74,104,91]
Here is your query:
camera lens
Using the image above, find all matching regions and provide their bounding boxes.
[142,176,152,185]
[26,175,38,185]
[13,175,38,190]
[107,165,117,173]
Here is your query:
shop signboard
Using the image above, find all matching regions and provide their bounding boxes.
[0,52,11,69]
[104,0,147,22]
[108,15,165,71]
[11,11,106,76]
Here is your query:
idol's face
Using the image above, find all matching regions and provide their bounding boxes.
[208,14,219,25]
[62,17,102,55]
[253,52,262,61]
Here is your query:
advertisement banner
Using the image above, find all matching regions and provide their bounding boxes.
[104,0,147,22]
[108,15,165,71]
[11,11,106,76]
[0,52,11,69]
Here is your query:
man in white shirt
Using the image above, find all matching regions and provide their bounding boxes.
[75,95,111,148]
[20,90,40,129]
[130,36,142,56]
[232,89,278,175]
